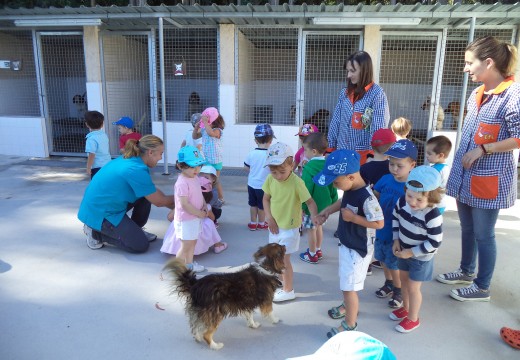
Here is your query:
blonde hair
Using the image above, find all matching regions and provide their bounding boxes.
[123,134,163,159]
[466,36,518,78]
[405,186,444,207]
[268,156,293,170]
[391,117,412,138]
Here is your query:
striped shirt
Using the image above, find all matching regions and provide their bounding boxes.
[201,127,223,164]
[446,80,520,209]
[327,83,390,151]
[392,196,442,261]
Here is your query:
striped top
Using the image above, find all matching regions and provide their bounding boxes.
[392,196,443,261]
[446,80,520,209]
[201,127,223,164]
[327,83,390,151]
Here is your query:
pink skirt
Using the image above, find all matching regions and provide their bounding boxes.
[161,218,221,255]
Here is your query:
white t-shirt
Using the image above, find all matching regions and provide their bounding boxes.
[244,148,271,189]
[184,129,202,148]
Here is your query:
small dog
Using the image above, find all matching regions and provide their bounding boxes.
[421,96,445,130]
[163,243,286,350]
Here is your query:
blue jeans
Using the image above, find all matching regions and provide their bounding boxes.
[457,201,500,290]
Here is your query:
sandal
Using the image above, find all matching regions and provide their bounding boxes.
[326,320,358,339]
[500,327,520,350]
[375,283,394,298]
[214,242,228,254]
[327,302,346,319]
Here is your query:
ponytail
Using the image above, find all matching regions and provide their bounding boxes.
[123,134,163,159]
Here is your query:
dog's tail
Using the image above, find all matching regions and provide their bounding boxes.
[162,258,197,299]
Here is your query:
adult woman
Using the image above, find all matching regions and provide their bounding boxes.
[78,135,174,253]
[327,51,390,165]
[437,36,520,301]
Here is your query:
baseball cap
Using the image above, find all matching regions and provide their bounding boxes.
[285,331,396,360]
[200,165,217,177]
[406,165,442,192]
[295,124,319,136]
[384,139,418,160]
[254,123,276,138]
[371,128,396,147]
[313,149,360,186]
[190,113,202,127]
[177,146,206,167]
[264,142,293,167]
[113,116,133,129]
[199,107,219,128]
[198,176,213,192]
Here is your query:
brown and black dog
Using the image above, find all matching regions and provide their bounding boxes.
[163,243,286,350]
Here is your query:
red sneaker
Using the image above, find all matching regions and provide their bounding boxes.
[257,222,269,230]
[395,317,420,333]
[389,307,408,321]
[247,222,258,231]
[316,249,323,260]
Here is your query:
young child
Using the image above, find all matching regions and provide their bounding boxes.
[193,107,226,204]
[244,123,275,231]
[172,145,207,272]
[390,117,412,140]
[262,142,318,302]
[113,116,142,153]
[161,176,228,256]
[293,123,319,175]
[199,165,222,227]
[181,113,203,152]
[313,150,384,336]
[360,128,396,187]
[425,135,452,214]
[84,110,111,179]
[390,165,443,333]
[373,139,418,309]
[299,133,338,264]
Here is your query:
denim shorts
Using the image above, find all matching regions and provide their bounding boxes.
[397,257,434,282]
[374,238,398,270]
[247,186,264,209]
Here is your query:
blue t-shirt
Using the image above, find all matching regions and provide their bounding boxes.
[85,130,111,169]
[374,174,406,242]
[78,156,156,230]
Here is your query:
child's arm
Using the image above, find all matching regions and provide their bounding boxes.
[263,193,279,234]
[86,153,95,175]
[304,198,319,225]
[314,199,342,226]
[178,196,207,218]
[192,122,202,139]
[206,206,216,221]
[200,116,221,138]
[340,207,384,229]
[180,140,187,148]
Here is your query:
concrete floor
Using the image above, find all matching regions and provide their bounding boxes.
[0,155,519,360]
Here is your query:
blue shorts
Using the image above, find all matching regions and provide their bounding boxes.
[397,257,434,282]
[248,186,264,209]
[209,162,223,171]
[374,238,398,270]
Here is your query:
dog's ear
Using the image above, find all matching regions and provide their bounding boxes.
[253,245,267,262]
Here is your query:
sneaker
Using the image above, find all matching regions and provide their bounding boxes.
[395,317,420,333]
[389,307,408,321]
[375,283,394,298]
[388,292,403,308]
[450,283,491,302]
[299,250,319,264]
[316,249,323,260]
[84,224,103,250]
[366,264,373,276]
[371,260,383,269]
[213,242,228,254]
[247,222,258,231]
[273,289,295,302]
[142,229,157,242]
[257,222,269,230]
[436,268,474,285]
[187,262,205,273]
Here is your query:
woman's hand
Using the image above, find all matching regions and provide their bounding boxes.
[462,147,484,169]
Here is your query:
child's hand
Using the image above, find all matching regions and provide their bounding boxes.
[395,248,413,259]
[86,168,91,175]
[392,240,402,255]
[167,209,175,222]
[340,207,356,222]
[313,214,326,226]
[266,217,279,234]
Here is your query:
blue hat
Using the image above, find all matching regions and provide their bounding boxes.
[177,146,206,167]
[313,149,360,186]
[254,123,275,138]
[384,139,418,160]
[407,165,441,192]
[113,116,134,129]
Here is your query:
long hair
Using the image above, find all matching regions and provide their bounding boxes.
[345,51,374,99]
[466,36,518,78]
[123,134,163,159]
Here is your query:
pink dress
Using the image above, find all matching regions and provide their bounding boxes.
[161,204,222,255]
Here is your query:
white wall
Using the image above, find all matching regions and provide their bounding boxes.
[0,117,48,157]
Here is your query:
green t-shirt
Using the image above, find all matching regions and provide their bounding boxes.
[301,157,338,215]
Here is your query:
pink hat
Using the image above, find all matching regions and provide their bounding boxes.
[199,107,220,128]
[295,124,319,136]
[198,176,213,192]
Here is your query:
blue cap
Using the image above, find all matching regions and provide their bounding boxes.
[254,123,275,138]
[313,149,360,186]
[384,139,418,160]
[407,165,441,192]
[113,116,134,129]
[177,146,206,167]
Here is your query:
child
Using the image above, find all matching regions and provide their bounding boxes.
[390,165,443,333]
[360,128,396,187]
[244,123,275,231]
[113,116,142,153]
[193,107,226,204]
[425,135,452,214]
[390,117,412,140]
[173,145,207,272]
[299,133,338,264]
[262,142,318,302]
[84,110,111,179]
[313,150,384,336]
[293,123,319,175]
[161,176,228,256]
[181,113,203,152]
[199,165,222,227]
[373,139,417,309]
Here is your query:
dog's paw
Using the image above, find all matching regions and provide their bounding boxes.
[269,314,280,324]
[210,341,224,350]
[194,333,203,342]
[248,321,261,329]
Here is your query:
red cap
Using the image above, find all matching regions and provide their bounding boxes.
[371,129,396,147]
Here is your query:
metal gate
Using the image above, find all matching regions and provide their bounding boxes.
[300,31,362,133]
[36,32,87,155]
[101,32,155,155]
